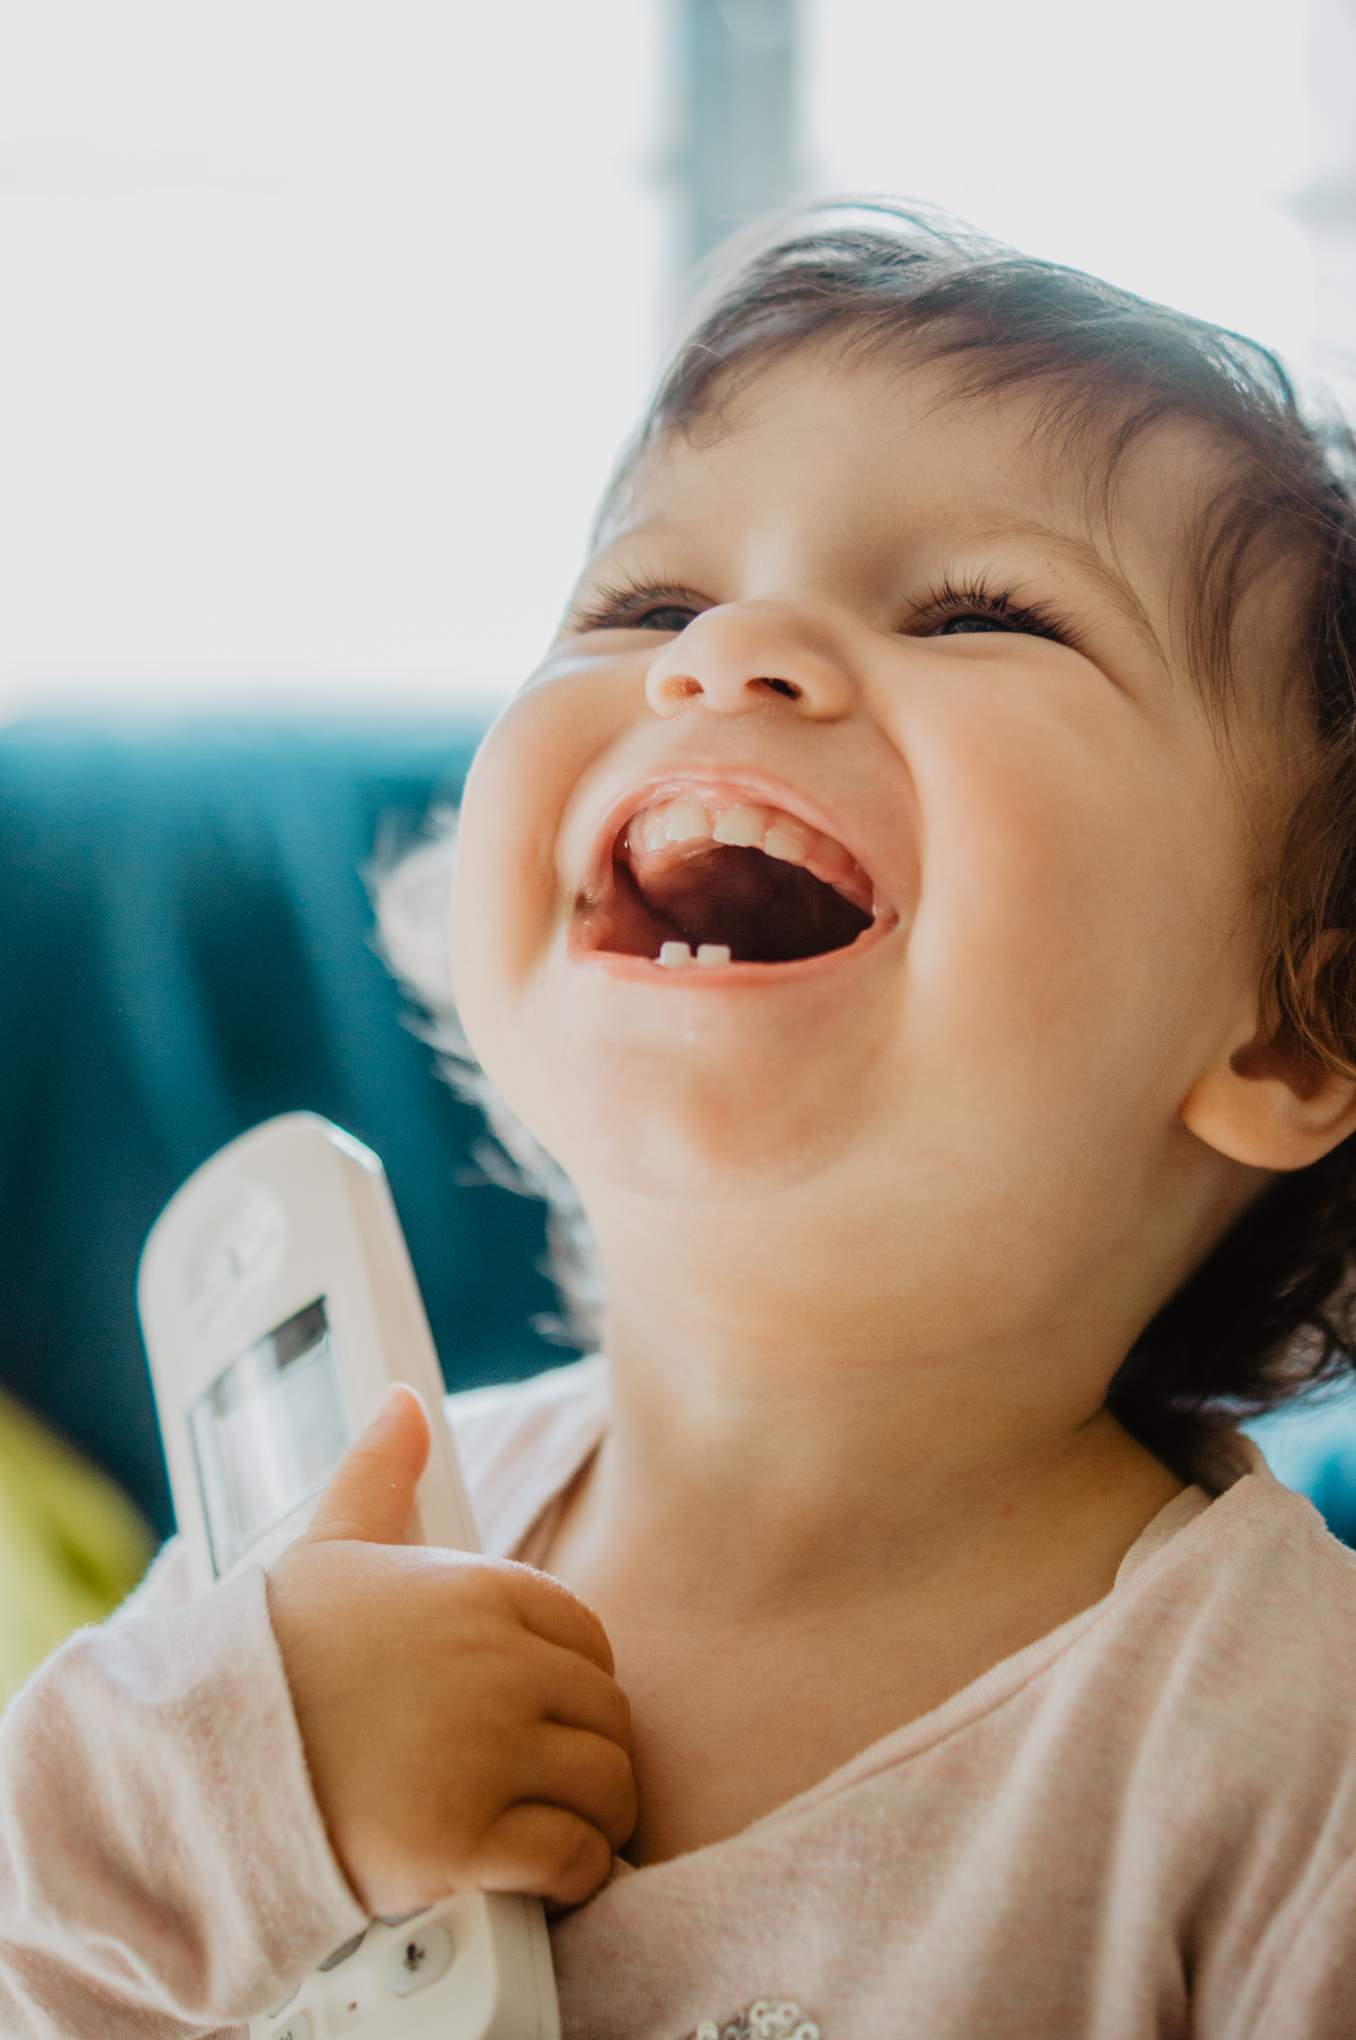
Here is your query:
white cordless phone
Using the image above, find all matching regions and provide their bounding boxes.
[138,1112,561,2040]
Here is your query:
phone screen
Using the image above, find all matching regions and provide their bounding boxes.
[189,1297,350,1577]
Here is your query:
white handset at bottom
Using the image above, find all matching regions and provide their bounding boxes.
[138,1112,561,2040]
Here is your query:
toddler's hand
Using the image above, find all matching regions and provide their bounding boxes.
[265,1386,635,1917]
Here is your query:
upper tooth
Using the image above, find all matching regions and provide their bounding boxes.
[662,801,711,845]
[625,796,871,910]
[711,804,768,847]
[636,809,673,855]
[763,817,814,864]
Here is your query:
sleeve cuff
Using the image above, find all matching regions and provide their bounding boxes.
[0,1565,367,2025]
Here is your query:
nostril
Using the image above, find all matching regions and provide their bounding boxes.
[760,677,801,700]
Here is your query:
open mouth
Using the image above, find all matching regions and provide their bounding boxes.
[581,793,884,968]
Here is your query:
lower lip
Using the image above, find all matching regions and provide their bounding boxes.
[567,914,900,986]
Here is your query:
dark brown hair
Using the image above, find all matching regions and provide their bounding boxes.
[611,200,1356,1474]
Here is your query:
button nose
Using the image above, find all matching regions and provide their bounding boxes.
[643,601,857,720]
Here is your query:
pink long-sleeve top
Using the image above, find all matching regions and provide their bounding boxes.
[2,1355,1355,2039]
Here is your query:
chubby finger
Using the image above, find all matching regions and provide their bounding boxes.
[496,1560,617,1676]
[523,1634,631,1746]
[305,1384,431,1547]
[476,1801,617,1908]
[521,1723,638,1853]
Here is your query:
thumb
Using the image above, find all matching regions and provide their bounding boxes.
[303,1383,431,1546]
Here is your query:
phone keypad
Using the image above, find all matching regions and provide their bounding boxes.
[386,1922,454,1997]
[267,2015,312,2040]
[324,1968,375,2030]
[264,1919,454,2040]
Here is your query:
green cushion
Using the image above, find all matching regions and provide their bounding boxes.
[0,1386,154,1696]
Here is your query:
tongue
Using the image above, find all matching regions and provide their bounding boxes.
[625,841,872,964]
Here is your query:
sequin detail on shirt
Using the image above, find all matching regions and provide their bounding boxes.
[690,2003,819,2040]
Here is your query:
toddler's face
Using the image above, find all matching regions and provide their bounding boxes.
[451,347,1280,1312]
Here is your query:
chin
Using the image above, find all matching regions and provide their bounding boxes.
[496,1029,865,1205]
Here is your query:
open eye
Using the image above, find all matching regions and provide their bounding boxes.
[572,580,705,635]
[918,581,1067,646]
[936,614,1012,636]
[629,603,698,633]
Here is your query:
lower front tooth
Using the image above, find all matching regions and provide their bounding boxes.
[659,941,693,968]
[696,944,732,967]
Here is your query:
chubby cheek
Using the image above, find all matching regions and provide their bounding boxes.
[901,678,1248,1140]
[449,663,628,1076]
[452,679,605,974]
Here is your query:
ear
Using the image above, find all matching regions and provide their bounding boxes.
[1181,966,1356,1171]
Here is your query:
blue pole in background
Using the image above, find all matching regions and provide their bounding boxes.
[667,0,800,280]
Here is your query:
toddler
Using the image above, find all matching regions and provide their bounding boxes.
[5,201,1356,2038]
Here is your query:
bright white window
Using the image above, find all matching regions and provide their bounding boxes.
[0,0,1323,718]
[806,0,1314,362]
[0,2,665,714]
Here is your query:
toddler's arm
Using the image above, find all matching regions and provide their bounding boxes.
[0,1553,363,2036]
[0,1390,634,2035]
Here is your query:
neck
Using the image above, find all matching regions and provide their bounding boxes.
[541,1178,1196,1868]
[552,1175,1185,1617]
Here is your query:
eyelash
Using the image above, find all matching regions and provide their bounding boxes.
[916,577,1070,646]
[572,574,1071,646]
[571,579,704,634]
